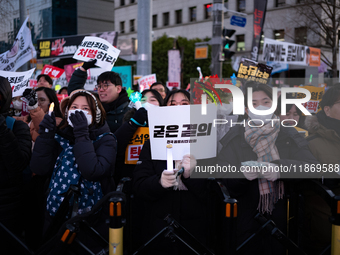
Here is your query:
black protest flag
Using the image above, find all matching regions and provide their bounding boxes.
[250,0,268,61]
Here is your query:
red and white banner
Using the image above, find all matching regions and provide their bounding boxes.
[138,74,157,92]
[0,68,35,97]
[41,65,65,79]
[0,16,36,71]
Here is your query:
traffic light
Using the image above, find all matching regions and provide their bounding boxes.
[222,28,235,59]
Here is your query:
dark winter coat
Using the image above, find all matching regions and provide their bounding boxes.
[217,125,319,255]
[0,77,32,244]
[31,122,116,196]
[67,68,130,133]
[114,118,139,183]
[305,114,340,187]
[133,140,209,254]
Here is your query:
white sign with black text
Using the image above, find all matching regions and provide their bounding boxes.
[73,36,121,71]
[0,68,35,97]
[148,104,217,160]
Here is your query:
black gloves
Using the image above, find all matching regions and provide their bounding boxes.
[82,59,97,70]
[22,88,38,110]
[38,112,56,138]
[69,111,89,139]
[130,107,147,127]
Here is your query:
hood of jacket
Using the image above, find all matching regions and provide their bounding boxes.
[305,114,340,141]
[0,77,12,115]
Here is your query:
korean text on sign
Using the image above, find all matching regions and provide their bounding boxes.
[148,104,217,160]
[73,36,121,71]
[125,127,149,164]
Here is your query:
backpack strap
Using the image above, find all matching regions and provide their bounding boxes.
[5,116,15,130]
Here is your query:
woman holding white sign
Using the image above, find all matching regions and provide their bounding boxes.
[217,82,319,255]
[132,90,209,254]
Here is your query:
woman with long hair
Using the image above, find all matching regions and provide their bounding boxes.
[217,82,319,255]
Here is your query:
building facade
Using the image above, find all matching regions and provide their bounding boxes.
[115,0,334,83]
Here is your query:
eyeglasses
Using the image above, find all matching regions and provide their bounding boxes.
[95,83,114,91]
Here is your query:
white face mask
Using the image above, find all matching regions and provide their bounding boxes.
[142,102,158,111]
[247,105,273,125]
[12,100,22,110]
[67,109,93,127]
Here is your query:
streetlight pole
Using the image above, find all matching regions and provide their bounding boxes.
[137,0,152,76]
[211,0,223,77]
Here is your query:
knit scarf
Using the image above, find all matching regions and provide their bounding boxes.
[244,116,284,214]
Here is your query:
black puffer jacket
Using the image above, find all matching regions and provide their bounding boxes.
[67,69,130,133]
[0,77,31,233]
[217,125,319,255]
[31,122,116,195]
[133,140,209,255]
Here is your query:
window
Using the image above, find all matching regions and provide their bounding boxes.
[204,3,212,19]
[163,12,169,26]
[276,0,285,7]
[176,9,182,24]
[295,27,307,45]
[236,34,245,51]
[130,19,135,32]
[120,21,125,34]
[130,0,135,3]
[189,7,197,22]
[152,15,157,28]
[237,0,246,12]
[120,0,125,6]
[274,29,284,41]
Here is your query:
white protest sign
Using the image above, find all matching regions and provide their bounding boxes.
[0,16,36,72]
[137,74,156,91]
[148,104,217,160]
[73,36,120,71]
[0,68,35,97]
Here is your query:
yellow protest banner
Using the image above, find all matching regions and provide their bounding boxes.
[125,127,149,164]
[297,85,325,114]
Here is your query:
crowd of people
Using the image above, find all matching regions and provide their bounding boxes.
[0,61,340,255]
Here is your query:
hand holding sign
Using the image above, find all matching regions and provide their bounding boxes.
[73,36,121,71]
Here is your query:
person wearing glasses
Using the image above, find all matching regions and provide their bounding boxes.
[150,82,168,99]
[67,59,130,133]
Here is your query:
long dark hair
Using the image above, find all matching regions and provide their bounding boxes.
[164,89,190,105]
[142,89,164,106]
[35,87,63,118]
[241,82,273,120]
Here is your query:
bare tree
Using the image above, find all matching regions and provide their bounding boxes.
[293,0,340,78]
[0,0,14,30]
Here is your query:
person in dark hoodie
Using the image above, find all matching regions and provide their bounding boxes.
[302,85,340,254]
[67,59,130,133]
[0,76,32,253]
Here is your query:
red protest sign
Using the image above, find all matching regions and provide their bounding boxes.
[41,65,65,79]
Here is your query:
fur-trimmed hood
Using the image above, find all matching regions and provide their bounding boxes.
[304,115,320,135]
